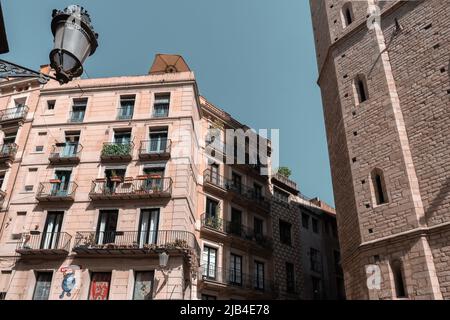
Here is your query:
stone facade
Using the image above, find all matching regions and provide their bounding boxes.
[310,0,450,299]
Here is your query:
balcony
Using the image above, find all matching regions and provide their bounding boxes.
[0,190,6,201]
[16,232,72,255]
[36,181,77,202]
[0,105,28,127]
[200,213,272,249]
[89,176,172,200]
[49,143,82,164]
[0,143,17,164]
[203,169,271,212]
[73,230,200,256]
[100,142,134,162]
[200,265,275,296]
[139,139,171,160]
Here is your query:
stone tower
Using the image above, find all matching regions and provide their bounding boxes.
[309,0,450,299]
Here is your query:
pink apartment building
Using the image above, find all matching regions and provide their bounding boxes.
[0,54,277,300]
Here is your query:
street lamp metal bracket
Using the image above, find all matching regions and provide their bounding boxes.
[0,59,60,84]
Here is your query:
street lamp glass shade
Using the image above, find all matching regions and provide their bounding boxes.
[50,5,98,83]
[159,252,169,268]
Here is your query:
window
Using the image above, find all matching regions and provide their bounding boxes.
[89,272,111,300]
[0,292,5,300]
[354,75,369,104]
[61,131,80,157]
[51,170,72,196]
[253,183,263,199]
[47,100,55,111]
[113,129,132,144]
[118,95,135,120]
[286,262,295,293]
[96,209,118,245]
[312,218,319,234]
[33,272,53,300]
[229,254,242,285]
[254,217,264,236]
[312,276,322,300]
[205,197,219,220]
[133,271,154,300]
[70,98,87,122]
[231,172,242,194]
[35,146,44,152]
[371,168,389,205]
[3,130,17,145]
[138,209,159,247]
[274,187,289,203]
[279,220,292,245]
[104,168,126,193]
[41,211,64,250]
[254,261,265,290]
[342,2,354,27]
[331,222,338,238]
[24,168,38,191]
[229,208,242,236]
[202,246,217,280]
[202,294,217,300]
[148,128,168,153]
[323,220,330,235]
[153,94,170,117]
[302,213,309,229]
[310,248,322,273]
[391,260,407,298]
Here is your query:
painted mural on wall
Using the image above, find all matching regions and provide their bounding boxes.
[59,265,81,299]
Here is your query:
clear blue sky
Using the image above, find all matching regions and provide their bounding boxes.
[2,0,334,205]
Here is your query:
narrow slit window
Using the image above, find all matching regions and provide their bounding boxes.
[354,75,369,104]
[342,3,354,27]
[391,260,407,298]
[371,168,389,205]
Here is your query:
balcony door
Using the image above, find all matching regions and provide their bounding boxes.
[143,167,165,192]
[96,210,118,245]
[89,272,111,300]
[148,130,168,153]
[104,169,126,193]
[202,246,217,280]
[229,254,242,286]
[51,170,72,196]
[206,198,219,220]
[138,209,159,247]
[209,163,219,185]
[62,132,80,157]
[41,211,64,250]
[230,208,242,236]
[231,172,242,193]
[1,130,17,155]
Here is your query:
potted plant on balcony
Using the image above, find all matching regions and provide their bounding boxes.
[110,170,122,182]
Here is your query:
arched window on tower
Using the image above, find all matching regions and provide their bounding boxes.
[342,2,354,27]
[371,168,389,205]
[354,74,369,104]
[391,260,407,298]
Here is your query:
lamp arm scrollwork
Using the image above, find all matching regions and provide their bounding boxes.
[0,59,61,84]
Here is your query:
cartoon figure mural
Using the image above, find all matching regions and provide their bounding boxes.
[59,265,81,299]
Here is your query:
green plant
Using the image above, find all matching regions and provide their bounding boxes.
[205,216,222,230]
[102,143,131,156]
[277,166,292,178]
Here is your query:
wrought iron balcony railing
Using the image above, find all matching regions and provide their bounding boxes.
[200,213,226,233]
[0,105,29,123]
[139,139,171,160]
[16,232,72,255]
[200,213,272,249]
[200,265,274,293]
[36,181,78,201]
[203,169,271,211]
[74,230,200,256]
[100,142,134,161]
[116,107,134,120]
[68,111,85,123]
[49,143,82,163]
[0,143,18,161]
[89,176,172,200]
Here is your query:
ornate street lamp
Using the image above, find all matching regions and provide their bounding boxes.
[50,5,98,84]
[0,4,98,84]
